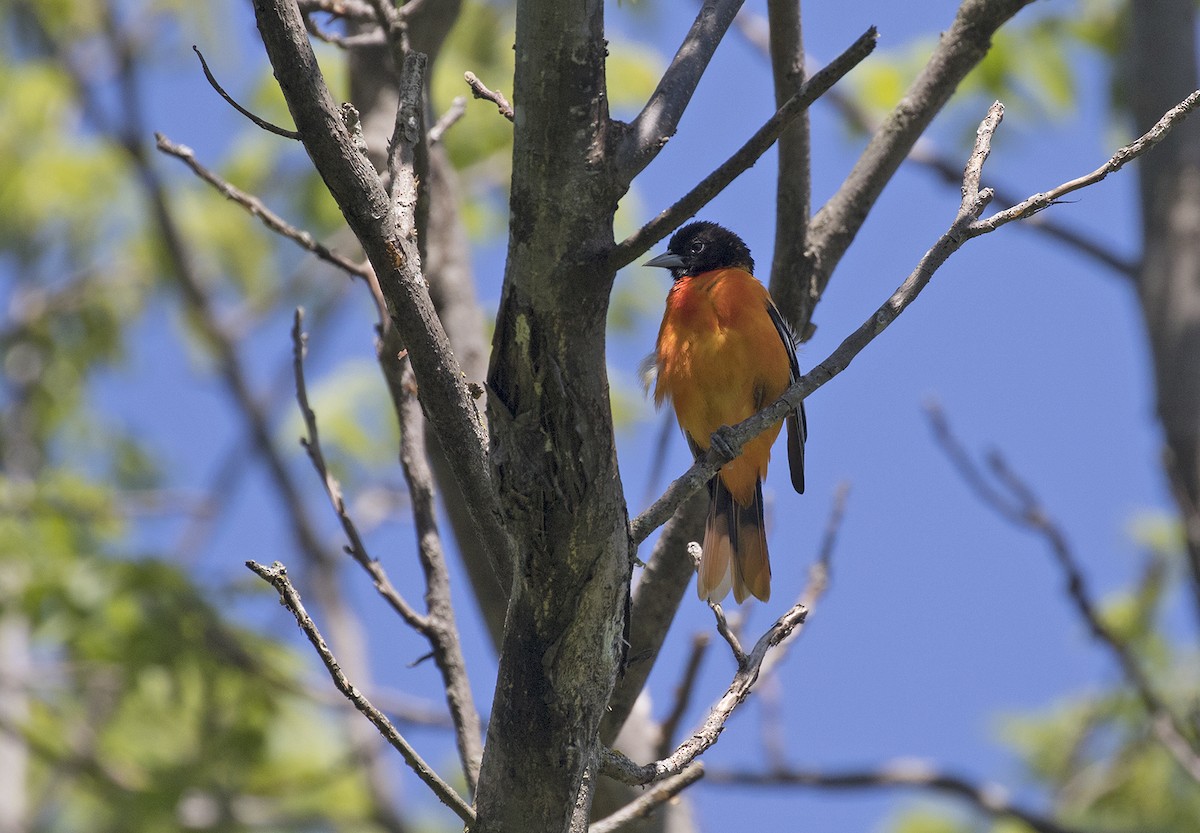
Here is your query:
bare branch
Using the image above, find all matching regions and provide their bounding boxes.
[630,91,1200,548]
[588,763,705,833]
[615,0,748,178]
[967,90,1200,237]
[245,560,475,825]
[906,144,1139,278]
[611,26,878,271]
[291,309,427,630]
[293,309,484,792]
[297,0,377,21]
[154,133,370,281]
[728,7,1139,282]
[464,71,514,121]
[429,96,468,144]
[926,403,1200,784]
[708,601,747,667]
[801,0,1036,336]
[393,346,484,793]
[602,602,809,785]
[251,0,515,577]
[191,45,300,139]
[707,762,1095,833]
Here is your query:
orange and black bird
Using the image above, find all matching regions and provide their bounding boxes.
[647,221,806,604]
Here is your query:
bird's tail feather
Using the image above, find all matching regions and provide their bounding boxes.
[699,477,771,603]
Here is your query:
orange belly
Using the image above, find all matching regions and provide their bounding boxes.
[654,268,791,504]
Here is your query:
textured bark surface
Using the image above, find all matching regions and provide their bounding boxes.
[474,2,633,830]
[766,0,812,327]
[1129,0,1200,623]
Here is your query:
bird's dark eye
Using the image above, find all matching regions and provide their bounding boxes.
[689,241,705,255]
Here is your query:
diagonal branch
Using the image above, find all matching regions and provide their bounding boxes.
[250,0,515,577]
[966,90,1200,236]
[153,133,371,281]
[588,763,705,833]
[614,0,748,180]
[926,403,1200,784]
[610,26,878,271]
[392,346,484,794]
[291,308,426,630]
[292,309,483,793]
[630,90,1200,548]
[192,45,300,139]
[706,763,1097,833]
[728,6,1139,283]
[602,602,809,785]
[464,71,514,121]
[246,560,475,825]
[800,0,1036,336]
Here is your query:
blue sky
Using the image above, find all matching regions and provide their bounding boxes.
[98,0,1183,830]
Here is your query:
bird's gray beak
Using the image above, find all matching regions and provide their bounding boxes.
[644,251,684,270]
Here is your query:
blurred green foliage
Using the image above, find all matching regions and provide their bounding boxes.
[3,0,1196,831]
[890,527,1200,833]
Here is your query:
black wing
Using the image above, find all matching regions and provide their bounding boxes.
[766,300,806,495]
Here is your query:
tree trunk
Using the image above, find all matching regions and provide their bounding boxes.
[473,1,632,830]
[1128,0,1200,626]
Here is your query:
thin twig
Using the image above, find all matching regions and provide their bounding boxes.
[801,0,1035,337]
[154,133,369,280]
[297,0,376,21]
[727,7,1138,281]
[192,45,300,139]
[602,602,809,785]
[246,560,475,825]
[429,96,467,144]
[293,310,483,791]
[707,763,1095,833]
[588,763,705,833]
[290,309,427,629]
[629,91,1200,548]
[252,0,515,578]
[709,602,746,667]
[969,91,1200,236]
[926,403,1200,785]
[611,26,877,271]
[392,344,484,793]
[463,71,514,121]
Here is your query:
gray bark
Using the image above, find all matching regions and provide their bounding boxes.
[1129,0,1200,625]
[475,1,633,829]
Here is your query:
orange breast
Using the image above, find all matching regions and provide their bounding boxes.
[654,268,791,505]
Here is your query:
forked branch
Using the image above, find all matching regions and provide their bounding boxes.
[630,91,1200,548]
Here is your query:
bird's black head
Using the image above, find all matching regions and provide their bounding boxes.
[644,221,754,280]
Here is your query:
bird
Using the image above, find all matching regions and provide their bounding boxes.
[646,221,806,604]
